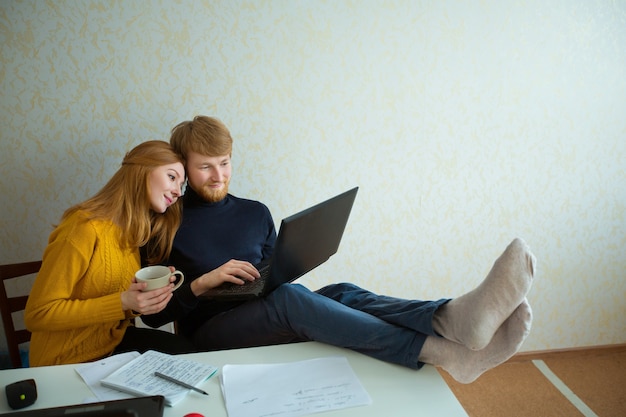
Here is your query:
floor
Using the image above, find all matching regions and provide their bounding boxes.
[439,344,626,417]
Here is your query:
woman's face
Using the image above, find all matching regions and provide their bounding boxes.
[147,162,185,213]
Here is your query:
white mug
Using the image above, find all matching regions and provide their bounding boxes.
[135,265,184,292]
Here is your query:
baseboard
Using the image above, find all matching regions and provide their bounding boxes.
[508,343,626,362]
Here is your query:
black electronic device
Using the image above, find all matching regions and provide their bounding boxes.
[1,395,163,417]
[5,378,37,410]
[205,186,359,300]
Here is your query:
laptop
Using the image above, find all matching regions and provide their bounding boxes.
[204,186,359,300]
[2,395,164,417]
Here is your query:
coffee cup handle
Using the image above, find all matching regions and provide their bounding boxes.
[171,270,185,291]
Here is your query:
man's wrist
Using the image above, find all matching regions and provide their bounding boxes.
[190,277,203,297]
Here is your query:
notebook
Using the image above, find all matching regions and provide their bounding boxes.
[1,395,164,417]
[99,350,218,406]
[204,186,359,300]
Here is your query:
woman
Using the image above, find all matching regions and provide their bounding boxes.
[25,140,197,366]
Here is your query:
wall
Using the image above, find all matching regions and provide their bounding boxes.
[1,0,625,354]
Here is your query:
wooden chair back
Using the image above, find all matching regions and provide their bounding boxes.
[0,260,41,368]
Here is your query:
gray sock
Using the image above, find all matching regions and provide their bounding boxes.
[432,238,535,350]
[420,299,532,384]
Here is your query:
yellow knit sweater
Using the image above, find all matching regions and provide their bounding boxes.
[25,210,140,366]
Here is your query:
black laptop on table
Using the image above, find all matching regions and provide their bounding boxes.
[2,395,164,417]
[204,186,359,300]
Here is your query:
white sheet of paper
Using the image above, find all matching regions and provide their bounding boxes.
[221,356,372,417]
[75,351,139,401]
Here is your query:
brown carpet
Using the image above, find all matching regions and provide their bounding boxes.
[542,350,626,417]
[439,345,626,417]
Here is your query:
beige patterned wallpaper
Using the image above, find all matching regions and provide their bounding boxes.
[1,1,625,354]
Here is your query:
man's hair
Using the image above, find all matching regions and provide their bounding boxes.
[170,115,233,161]
[63,140,184,264]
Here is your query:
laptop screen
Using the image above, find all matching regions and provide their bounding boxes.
[268,186,358,286]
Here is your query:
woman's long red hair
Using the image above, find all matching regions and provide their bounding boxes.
[62,140,184,264]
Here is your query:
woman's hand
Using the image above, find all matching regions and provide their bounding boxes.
[121,279,174,314]
[190,259,260,297]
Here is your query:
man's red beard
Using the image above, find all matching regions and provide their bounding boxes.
[197,180,230,203]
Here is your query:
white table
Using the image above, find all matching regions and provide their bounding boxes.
[0,342,467,416]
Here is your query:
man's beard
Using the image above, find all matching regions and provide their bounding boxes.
[197,180,229,203]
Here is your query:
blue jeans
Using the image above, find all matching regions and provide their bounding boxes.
[192,283,449,369]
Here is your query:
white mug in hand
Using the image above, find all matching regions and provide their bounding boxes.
[135,265,184,291]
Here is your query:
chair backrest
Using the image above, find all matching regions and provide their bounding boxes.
[0,260,41,368]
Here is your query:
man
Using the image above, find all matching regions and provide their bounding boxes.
[142,115,535,384]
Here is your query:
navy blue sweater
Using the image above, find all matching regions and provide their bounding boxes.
[141,187,276,337]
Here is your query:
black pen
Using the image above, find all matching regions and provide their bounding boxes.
[154,372,209,395]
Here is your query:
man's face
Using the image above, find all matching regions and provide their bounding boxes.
[185,151,232,203]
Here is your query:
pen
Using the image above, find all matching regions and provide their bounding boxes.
[154,372,209,396]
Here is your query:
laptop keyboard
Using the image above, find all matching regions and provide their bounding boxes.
[216,266,269,295]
